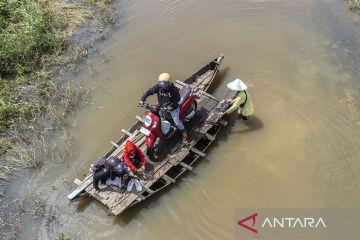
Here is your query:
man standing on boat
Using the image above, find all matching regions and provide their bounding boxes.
[139,73,188,141]
[219,79,254,120]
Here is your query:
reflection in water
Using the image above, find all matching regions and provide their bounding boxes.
[13,0,360,239]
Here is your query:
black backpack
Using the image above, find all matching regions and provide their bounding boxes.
[91,157,107,173]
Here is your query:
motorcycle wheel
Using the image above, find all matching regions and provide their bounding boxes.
[147,145,161,161]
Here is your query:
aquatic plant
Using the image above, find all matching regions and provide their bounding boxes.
[0,0,95,77]
[56,233,71,240]
[347,0,360,10]
[0,0,63,77]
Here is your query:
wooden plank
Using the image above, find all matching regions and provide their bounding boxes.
[195,70,213,83]
[218,119,227,126]
[190,147,206,157]
[143,187,155,194]
[203,89,237,125]
[74,178,82,186]
[169,149,190,165]
[85,185,119,205]
[137,195,146,201]
[201,96,220,114]
[67,174,93,200]
[175,80,189,87]
[103,191,127,209]
[106,190,131,210]
[121,129,132,136]
[135,116,144,123]
[205,133,215,141]
[179,162,193,171]
[199,123,213,134]
[85,179,131,208]
[162,174,176,183]
[198,90,219,101]
[110,141,120,148]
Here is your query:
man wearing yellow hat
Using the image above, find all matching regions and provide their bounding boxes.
[139,73,188,141]
[219,79,254,120]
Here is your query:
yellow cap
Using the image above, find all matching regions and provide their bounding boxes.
[158,73,171,81]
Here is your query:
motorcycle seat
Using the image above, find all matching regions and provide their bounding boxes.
[178,86,191,105]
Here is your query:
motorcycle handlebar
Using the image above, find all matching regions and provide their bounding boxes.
[140,102,170,112]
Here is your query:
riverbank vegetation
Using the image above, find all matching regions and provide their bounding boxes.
[1,0,116,175]
[0,0,112,133]
[1,0,116,238]
[347,0,360,11]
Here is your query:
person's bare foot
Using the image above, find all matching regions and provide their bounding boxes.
[182,132,188,142]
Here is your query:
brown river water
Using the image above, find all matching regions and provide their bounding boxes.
[10,0,360,239]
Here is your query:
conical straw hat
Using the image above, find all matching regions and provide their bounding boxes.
[227,79,247,91]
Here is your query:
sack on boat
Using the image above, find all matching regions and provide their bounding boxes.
[127,178,142,192]
[91,157,107,173]
[106,176,122,188]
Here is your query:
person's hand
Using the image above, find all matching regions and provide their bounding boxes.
[218,112,225,118]
[167,105,173,111]
[139,100,144,107]
[137,166,145,173]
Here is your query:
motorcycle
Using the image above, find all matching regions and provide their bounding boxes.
[139,86,198,160]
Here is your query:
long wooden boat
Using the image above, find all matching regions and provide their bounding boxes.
[67,54,236,215]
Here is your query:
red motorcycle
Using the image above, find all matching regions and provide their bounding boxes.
[140,86,198,160]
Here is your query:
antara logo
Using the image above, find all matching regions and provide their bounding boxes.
[237,213,258,234]
[238,213,327,234]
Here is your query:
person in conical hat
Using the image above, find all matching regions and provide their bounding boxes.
[219,79,254,120]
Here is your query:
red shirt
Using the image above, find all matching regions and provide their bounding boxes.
[123,140,146,172]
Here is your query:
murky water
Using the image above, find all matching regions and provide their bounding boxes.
[12,0,360,239]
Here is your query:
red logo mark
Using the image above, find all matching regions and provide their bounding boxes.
[238,213,258,234]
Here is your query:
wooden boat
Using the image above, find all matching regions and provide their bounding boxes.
[67,54,236,215]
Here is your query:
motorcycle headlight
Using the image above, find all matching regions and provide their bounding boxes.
[144,115,152,127]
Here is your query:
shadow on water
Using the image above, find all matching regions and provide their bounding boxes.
[76,197,93,212]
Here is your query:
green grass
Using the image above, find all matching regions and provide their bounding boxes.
[0,0,116,133]
[0,0,115,236]
[0,0,95,132]
[347,0,360,10]
[0,0,64,77]
[0,0,115,238]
